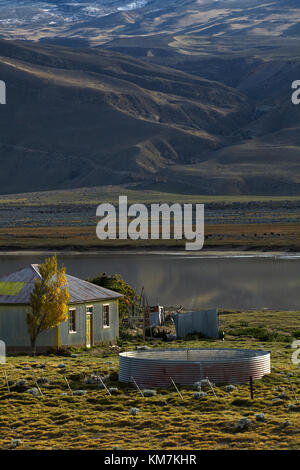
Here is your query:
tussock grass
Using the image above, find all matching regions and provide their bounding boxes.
[0,310,299,450]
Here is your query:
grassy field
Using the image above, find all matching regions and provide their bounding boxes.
[1,223,300,251]
[0,310,299,450]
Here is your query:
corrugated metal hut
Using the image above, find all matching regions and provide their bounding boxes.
[173,309,219,339]
[0,264,122,352]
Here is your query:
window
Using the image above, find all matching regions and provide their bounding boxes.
[68,309,76,333]
[86,306,93,315]
[103,304,110,328]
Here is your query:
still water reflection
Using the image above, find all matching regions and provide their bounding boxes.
[0,253,299,310]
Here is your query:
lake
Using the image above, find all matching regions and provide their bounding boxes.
[0,251,300,310]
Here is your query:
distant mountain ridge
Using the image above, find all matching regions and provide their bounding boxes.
[0,2,300,195]
[0,39,253,194]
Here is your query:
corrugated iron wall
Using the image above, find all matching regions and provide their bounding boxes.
[174,310,219,339]
[119,348,271,387]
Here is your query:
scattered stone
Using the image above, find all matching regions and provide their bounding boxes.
[277,393,288,400]
[108,387,119,394]
[60,392,68,396]
[70,354,78,358]
[142,389,157,397]
[58,363,67,369]
[36,364,46,369]
[16,379,27,388]
[287,404,297,411]
[10,439,22,449]
[166,334,177,341]
[193,382,202,391]
[281,420,291,428]
[97,383,106,390]
[22,367,31,371]
[73,390,87,396]
[194,392,207,399]
[237,418,251,431]
[198,379,215,390]
[255,413,266,422]
[271,398,284,405]
[36,377,49,385]
[105,361,113,365]
[27,387,40,397]
[112,446,123,450]
[226,385,237,393]
[130,407,139,416]
[136,346,151,351]
[287,372,294,377]
[85,375,102,385]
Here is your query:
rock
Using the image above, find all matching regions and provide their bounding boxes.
[237,418,251,431]
[71,354,78,358]
[281,420,291,428]
[130,407,139,416]
[60,392,68,396]
[58,363,67,369]
[136,346,151,351]
[10,439,22,449]
[36,364,46,369]
[287,404,297,411]
[108,387,119,394]
[255,413,266,422]
[226,385,237,393]
[16,379,27,388]
[74,390,87,396]
[198,379,215,390]
[166,334,177,341]
[142,389,156,397]
[85,375,102,385]
[22,367,31,371]
[27,387,40,397]
[36,377,49,385]
[271,398,284,405]
[193,381,202,391]
[105,361,113,365]
[97,383,106,390]
[277,393,288,400]
[194,392,207,399]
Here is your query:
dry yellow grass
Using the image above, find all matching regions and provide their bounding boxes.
[0,310,299,450]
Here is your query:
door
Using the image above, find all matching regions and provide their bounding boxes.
[86,307,93,348]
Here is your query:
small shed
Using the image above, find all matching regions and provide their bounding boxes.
[0,264,122,352]
[145,306,165,328]
[173,309,219,339]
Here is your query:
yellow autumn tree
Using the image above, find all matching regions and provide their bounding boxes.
[27,254,70,355]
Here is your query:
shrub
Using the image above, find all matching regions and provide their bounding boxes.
[228,326,290,342]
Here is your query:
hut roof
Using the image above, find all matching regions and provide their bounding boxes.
[0,264,122,305]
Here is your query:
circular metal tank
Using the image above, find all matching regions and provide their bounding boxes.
[119,348,271,387]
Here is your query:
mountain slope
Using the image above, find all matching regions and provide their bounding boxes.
[0,39,252,194]
[1,1,300,45]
